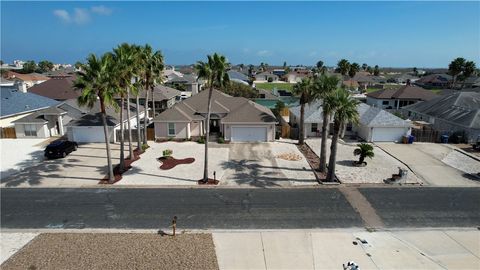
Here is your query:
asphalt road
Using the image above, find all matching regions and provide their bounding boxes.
[1,187,479,229]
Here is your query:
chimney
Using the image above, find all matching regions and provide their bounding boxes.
[16,81,27,93]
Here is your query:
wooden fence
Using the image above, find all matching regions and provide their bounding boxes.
[411,128,439,143]
[0,127,16,139]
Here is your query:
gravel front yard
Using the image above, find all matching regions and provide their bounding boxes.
[306,139,420,184]
[1,233,219,270]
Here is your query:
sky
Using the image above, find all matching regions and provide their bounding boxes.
[1,1,479,68]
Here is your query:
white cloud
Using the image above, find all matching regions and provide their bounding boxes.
[53,9,71,23]
[257,50,272,56]
[91,5,112,16]
[73,8,90,24]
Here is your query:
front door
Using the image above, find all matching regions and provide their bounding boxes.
[210,119,220,133]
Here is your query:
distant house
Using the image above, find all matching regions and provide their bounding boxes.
[415,74,452,89]
[66,101,145,143]
[153,89,277,142]
[227,70,250,85]
[254,72,279,82]
[285,71,309,83]
[27,76,79,101]
[166,74,202,99]
[462,76,480,89]
[120,85,181,118]
[272,69,287,77]
[0,86,59,137]
[289,101,411,142]
[392,73,420,84]
[366,83,437,110]
[404,90,480,143]
[4,71,50,89]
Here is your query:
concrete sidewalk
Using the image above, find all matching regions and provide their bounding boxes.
[213,229,480,270]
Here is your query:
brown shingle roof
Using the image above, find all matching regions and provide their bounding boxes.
[27,76,79,101]
[366,85,437,101]
[6,71,50,82]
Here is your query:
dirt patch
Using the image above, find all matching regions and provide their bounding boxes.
[297,143,336,183]
[275,152,302,161]
[99,148,143,184]
[157,156,195,170]
[1,233,219,270]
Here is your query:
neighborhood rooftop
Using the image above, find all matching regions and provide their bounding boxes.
[366,84,437,100]
[1,86,60,118]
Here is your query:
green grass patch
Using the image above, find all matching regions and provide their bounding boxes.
[429,89,443,94]
[256,82,294,92]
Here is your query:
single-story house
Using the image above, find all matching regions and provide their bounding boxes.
[4,71,50,89]
[254,72,279,82]
[154,89,277,142]
[66,101,145,143]
[285,71,309,83]
[1,86,59,130]
[404,90,480,143]
[289,101,411,142]
[27,76,79,101]
[366,83,437,110]
[415,74,452,89]
[13,106,67,138]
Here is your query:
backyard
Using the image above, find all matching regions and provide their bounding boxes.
[255,82,294,92]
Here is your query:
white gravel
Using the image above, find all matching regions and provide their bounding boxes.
[442,150,480,174]
[0,139,46,179]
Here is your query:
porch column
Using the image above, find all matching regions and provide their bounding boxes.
[58,115,64,135]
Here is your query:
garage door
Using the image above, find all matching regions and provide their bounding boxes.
[371,127,406,142]
[71,127,109,143]
[231,127,267,142]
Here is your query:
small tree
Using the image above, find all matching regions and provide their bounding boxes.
[373,65,380,76]
[353,143,374,165]
[21,60,36,73]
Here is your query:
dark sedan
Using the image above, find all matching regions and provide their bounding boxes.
[44,140,78,159]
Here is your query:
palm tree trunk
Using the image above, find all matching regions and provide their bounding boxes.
[319,110,329,172]
[100,100,114,183]
[119,96,125,172]
[152,88,156,118]
[143,86,149,145]
[299,103,305,145]
[126,87,134,159]
[326,121,341,182]
[135,94,141,150]
[203,86,213,182]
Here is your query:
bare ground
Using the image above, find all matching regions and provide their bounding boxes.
[1,233,219,270]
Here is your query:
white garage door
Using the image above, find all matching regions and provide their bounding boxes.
[371,127,406,142]
[71,127,108,143]
[231,127,267,142]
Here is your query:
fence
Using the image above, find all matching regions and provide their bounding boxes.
[0,127,16,139]
[116,128,156,142]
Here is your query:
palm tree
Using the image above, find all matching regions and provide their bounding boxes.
[314,74,340,173]
[336,59,350,76]
[138,44,164,145]
[292,77,315,145]
[448,57,466,88]
[326,88,359,182]
[113,43,137,160]
[348,63,360,89]
[195,53,230,183]
[461,61,477,89]
[74,53,116,182]
[353,143,374,165]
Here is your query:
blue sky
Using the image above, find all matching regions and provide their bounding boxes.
[1,1,479,67]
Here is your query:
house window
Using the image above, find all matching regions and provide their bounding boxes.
[168,123,175,136]
[24,124,37,137]
[382,100,389,105]
[311,123,318,132]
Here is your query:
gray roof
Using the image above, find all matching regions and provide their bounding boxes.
[1,87,60,118]
[227,70,250,82]
[405,91,480,129]
[168,74,197,84]
[12,106,67,124]
[290,100,410,127]
[357,103,410,128]
[154,89,276,124]
[290,101,324,124]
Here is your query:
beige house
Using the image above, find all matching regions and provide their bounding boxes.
[154,89,277,142]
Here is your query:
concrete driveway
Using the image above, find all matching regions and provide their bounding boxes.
[1,143,126,187]
[220,141,317,187]
[377,143,480,187]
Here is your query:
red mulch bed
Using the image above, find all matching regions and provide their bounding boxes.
[157,156,195,170]
[297,143,335,183]
[197,178,219,185]
[99,148,143,184]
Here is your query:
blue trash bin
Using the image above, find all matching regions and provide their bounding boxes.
[441,135,449,144]
[408,135,415,144]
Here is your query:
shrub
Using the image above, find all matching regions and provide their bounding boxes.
[162,149,173,157]
[141,144,150,151]
[218,137,225,144]
[267,77,273,82]
[197,136,205,144]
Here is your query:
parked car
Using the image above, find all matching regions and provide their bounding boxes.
[44,140,78,159]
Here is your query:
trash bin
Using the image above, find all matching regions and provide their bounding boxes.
[402,136,408,144]
[441,135,449,144]
[408,135,415,144]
